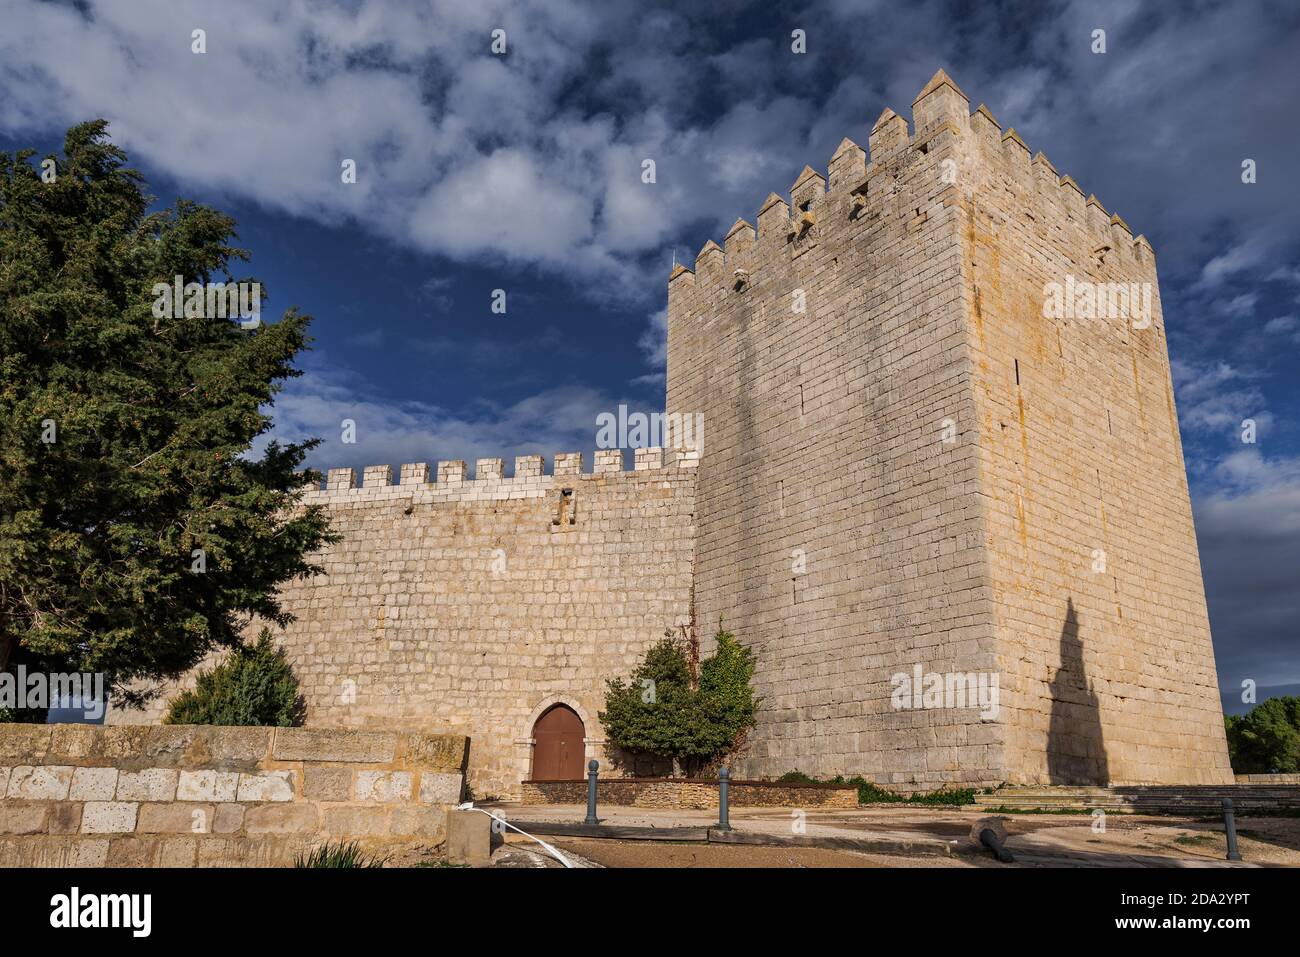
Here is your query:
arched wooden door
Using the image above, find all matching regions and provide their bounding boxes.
[531,704,585,780]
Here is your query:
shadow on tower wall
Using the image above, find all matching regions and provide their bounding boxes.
[1047,597,1110,785]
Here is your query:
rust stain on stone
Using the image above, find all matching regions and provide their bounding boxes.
[1130,349,1146,431]
[1015,486,1028,554]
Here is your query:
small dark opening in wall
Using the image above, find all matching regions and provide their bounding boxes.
[553,488,575,527]
[918,141,929,154]
[1014,358,1020,385]
[799,199,811,212]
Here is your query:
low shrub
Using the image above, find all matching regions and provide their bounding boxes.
[164,630,303,727]
[778,770,975,806]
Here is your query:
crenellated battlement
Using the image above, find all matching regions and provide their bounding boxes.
[668,69,1153,299]
[305,447,699,503]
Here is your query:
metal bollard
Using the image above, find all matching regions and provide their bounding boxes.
[1223,797,1242,861]
[980,827,1014,863]
[716,765,732,831]
[584,759,600,826]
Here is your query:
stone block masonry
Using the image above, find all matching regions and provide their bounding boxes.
[667,69,1232,787]
[111,449,698,801]
[957,84,1230,785]
[520,778,859,810]
[0,724,468,867]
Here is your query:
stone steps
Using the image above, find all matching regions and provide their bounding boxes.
[973,785,1300,815]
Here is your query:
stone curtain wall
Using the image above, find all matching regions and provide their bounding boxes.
[112,449,697,801]
[0,724,467,867]
[667,70,1232,787]
[520,778,859,809]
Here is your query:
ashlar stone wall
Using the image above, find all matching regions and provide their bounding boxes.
[952,80,1233,784]
[112,449,698,801]
[667,69,1232,787]
[0,723,467,867]
[667,76,997,787]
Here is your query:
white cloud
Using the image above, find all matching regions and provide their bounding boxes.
[1216,292,1258,319]
[1170,359,1273,463]
[1182,396,1270,436]
[0,1,663,295]
[417,277,456,312]
[1266,266,1300,286]
[1258,313,1300,345]
[11,0,1294,380]
[408,149,594,264]
[1171,359,1256,404]
[1195,240,1269,290]
[637,307,668,368]
[0,0,846,318]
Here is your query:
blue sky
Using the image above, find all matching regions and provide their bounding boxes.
[1,0,1296,705]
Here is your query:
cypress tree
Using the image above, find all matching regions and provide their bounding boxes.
[0,121,335,714]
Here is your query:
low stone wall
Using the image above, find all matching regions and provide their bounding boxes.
[520,778,858,809]
[0,724,467,867]
[1236,774,1300,784]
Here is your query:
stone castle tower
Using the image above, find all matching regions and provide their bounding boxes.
[113,71,1234,796]
[667,69,1232,787]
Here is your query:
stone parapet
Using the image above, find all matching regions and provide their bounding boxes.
[0,724,468,867]
[520,778,859,810]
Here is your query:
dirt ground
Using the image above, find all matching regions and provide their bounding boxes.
[1143,816,1300,866]
[490,806,1300,868]
[542,837,968,868]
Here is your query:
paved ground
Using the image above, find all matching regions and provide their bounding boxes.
[481,803,1300,868]
[542,837,958,868]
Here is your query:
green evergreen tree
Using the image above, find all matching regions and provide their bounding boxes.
[164,630,303,727]
[599,629,758,775]
[1225,696,1300,774]
[0,121,335,714]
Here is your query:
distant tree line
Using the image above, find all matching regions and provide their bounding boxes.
[1225,696,1300,774]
